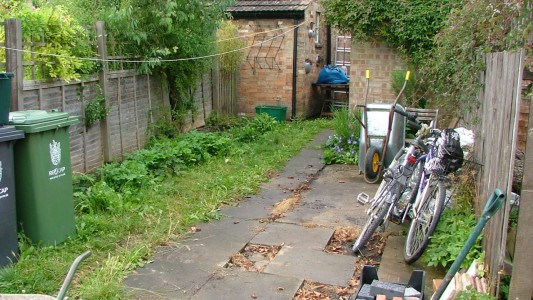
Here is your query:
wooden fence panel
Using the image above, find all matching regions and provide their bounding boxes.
[472,51,523,295]
[3,18,235,174]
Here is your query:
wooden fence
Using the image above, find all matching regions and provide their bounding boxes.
[1,18,237,173]
[470,50,529,297]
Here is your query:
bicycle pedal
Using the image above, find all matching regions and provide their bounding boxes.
[357,192,369,204]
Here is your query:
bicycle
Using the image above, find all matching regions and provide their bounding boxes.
[352,108,464,261]
[403,126,464,263]
[352,107,426,253]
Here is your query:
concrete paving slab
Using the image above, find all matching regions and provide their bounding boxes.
[264,246,357,287]
[190,269,302,300]
[250,222,334,251]
[181,218,265,248]
[125,259,214,299]
[124,129,445,300]
[125,219,265,298]
[281,165,379,228]
[218,196,277,220]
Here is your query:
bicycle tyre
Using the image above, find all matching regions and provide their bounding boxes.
[404,175,446,264]
[352,181,395,253]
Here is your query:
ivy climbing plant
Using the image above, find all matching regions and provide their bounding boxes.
[320,0,530,117]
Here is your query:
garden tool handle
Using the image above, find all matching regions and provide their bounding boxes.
[431,189,505,300]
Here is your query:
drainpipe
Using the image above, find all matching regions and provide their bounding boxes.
[326,25,332,64]
[291,19,298,119]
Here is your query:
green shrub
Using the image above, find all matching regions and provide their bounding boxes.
[422,208,482,269]
[229,114,281,142]
[321,108,360,165]
[456,286,496,300]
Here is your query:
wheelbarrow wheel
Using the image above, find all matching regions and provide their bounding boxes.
[364,146,381,181]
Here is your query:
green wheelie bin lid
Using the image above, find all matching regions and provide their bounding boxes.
[9,110,78,133]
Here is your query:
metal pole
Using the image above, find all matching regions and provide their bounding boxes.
[291,19,299,119]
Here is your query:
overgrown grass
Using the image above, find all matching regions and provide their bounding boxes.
[0,117,332,299]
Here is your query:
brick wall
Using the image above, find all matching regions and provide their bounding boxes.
[233,3,327,119]
[348,40,406,107]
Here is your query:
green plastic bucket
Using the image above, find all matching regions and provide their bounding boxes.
[0,73,14,125]
[255,105,288,122]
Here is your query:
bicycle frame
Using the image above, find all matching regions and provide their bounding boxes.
[410,133,443,217]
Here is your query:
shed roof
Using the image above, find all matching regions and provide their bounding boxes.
[226,0,312,19]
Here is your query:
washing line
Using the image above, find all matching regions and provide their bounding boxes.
[0,23,304,64]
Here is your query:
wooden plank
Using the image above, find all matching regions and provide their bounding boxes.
[5,19,23,111]
[509,48,533,299]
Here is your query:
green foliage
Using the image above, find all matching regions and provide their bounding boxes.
[391,69,426,108]
[321,0,530,119]
[216,20,245,72]
[100,0,233,114]
[456,286,496,300]
[74,130,231,215]
[0,119,330,298]
[499,274,511,300]
[0,3,97,80]
[321,108,360,165]
[421,0,529,115]
[320,0,461,64]
[422,208,483,269]
[205,112,242,131]
[229,114,281,142]
[83,86,109,128]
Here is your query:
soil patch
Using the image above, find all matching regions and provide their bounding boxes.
[226,243,282,272]
[292,228,387,299]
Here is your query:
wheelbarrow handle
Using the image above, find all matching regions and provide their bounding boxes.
[56,251,92,300]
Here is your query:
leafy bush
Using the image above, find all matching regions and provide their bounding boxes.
[321,108,360,165]
[229,114,281,142]
[0,4,97,80]
[422,208,482,269]
[456,286,496,300]
[73,130,231,214]
[322,134,358,165]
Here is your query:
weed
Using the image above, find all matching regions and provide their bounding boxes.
[456,286,496,300]
[422,208,482,269]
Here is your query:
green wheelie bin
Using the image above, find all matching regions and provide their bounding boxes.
[9,110,78,246]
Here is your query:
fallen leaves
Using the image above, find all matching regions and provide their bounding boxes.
[294,280,355,300]
[325,226,359,254]
[227,243,282,272]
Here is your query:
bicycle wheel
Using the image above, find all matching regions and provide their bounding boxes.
[352,180,396,253]
[404,174,446,264]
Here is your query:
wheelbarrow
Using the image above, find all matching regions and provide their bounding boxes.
[0,251,91,300]
[355,70,411,183]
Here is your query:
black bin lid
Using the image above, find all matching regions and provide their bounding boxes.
[0,126,24,143]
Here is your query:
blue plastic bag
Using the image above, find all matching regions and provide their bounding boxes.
[316,65,349,84]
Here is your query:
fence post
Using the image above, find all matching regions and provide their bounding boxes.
[5,18,23,111]
[96,21,112,162]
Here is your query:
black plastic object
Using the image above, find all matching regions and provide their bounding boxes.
[0,126,25,267]
[354,265,426,300]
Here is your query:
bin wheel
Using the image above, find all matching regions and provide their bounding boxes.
[365,146,381,181]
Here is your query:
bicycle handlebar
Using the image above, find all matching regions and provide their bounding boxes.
[393,106,422,130]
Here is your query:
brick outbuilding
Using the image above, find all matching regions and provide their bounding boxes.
[226,0,407,119]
